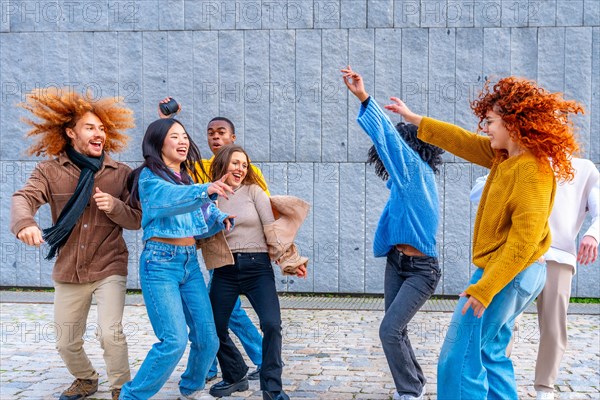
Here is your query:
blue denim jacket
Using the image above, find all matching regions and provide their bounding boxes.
[138,168,230,242]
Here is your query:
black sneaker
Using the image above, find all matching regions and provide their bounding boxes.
[247,367,261,381]
[209,377,249,398]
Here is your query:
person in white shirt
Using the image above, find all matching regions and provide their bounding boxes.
[470,157,599,400]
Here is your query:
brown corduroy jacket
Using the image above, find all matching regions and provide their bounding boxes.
[198,195,310,275]
[10,153,141,283]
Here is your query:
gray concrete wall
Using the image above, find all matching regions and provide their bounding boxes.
[0,0,598,296]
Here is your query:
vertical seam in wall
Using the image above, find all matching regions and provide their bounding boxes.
[346,28,350,162]
[320,29,323,162]
[217,31,220,115]
[364,162,367,294]
[269,29,272,162]
[294,29,297,163]
[312,162,316,292]
[242,30,246,149]
[562,26,566,93]
[337,163,341,292]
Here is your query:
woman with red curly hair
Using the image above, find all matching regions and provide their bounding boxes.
[384,76,582,399]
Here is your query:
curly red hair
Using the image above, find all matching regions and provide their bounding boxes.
[19,87,135,157]
[471,77,583,182]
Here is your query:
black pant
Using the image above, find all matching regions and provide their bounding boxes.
[380,248,441,397]
[210,252,283,392]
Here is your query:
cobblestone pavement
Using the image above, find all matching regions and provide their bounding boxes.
[1,300,599,399]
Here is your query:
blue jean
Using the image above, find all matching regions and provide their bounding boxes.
[207,270,263,377]
[381,248,441,397]
[437,261,546,400]
[120,241,219,400]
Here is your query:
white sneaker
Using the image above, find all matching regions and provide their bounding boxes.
[179,389,214,400]
[536,391,554,400]
[394,385,426,400]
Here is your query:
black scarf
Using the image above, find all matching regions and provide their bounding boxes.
[43,146,104,260]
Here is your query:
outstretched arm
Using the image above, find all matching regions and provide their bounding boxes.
[341,66,369,102]
[341,66,422,186]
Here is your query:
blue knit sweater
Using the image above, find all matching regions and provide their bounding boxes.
[357,99,439,258]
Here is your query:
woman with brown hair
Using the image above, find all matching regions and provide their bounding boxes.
[206,144,308,400]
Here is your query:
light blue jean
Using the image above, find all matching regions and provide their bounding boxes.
[437,261,546,400]
[207,269,262,377]
[120,241,219,400]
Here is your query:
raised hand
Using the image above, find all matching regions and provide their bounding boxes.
[384,97,423,126]
[157,96,181,119]
[341,66,369,102]
[208,172,235,200]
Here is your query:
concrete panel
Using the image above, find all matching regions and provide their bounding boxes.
[243,30,271,162]
[394,0,420,27]
[295,29,322,162]
[287,163,315,292]
[537,27,565,93]
[314,0,340,29]
[321,29,348,162]
[364,166,387,293]
[192,31,219,158]
[556,0,583,26]
[269,30,296,161]
[442,163,472,294]
[368,0,394,28]
[312,163,339,292]
[341,0,367,28]
[564,28,592,159]
[339,163,365,293]
[347,29,374,163]
[510,28,538,80]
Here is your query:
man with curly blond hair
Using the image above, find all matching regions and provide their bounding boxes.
[10,88,141,400]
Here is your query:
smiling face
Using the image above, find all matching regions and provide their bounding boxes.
[482,110,513,152]
[207,119,236,155]
[225,151,248,188]
[66,112,105,157]
[161,122,189,171]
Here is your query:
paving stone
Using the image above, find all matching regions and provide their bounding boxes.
[1,302,599,399]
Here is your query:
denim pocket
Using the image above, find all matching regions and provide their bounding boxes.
[513,263,544,297]
[147,249,176,263]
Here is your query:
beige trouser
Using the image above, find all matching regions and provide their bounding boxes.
[54,274,131,389]
[534,261,573,392]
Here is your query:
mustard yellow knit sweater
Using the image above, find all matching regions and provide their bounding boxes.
[418,117,556,307]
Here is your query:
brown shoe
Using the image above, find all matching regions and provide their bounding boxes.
[59,378,98,400]
[111,388,121,400]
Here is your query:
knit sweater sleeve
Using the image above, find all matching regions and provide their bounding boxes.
[465,161,555,307]
[356,98,417,187]
[417,117,495,168]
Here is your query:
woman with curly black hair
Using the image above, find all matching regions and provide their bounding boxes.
[342,67,444,400]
